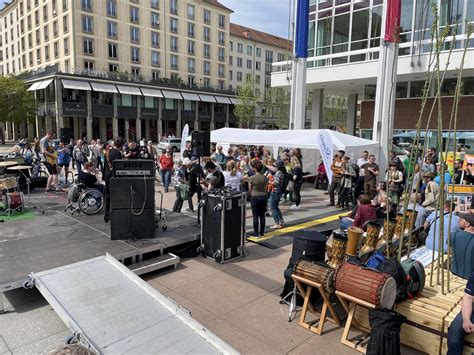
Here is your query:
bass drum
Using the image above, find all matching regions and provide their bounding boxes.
[8,192,24,210]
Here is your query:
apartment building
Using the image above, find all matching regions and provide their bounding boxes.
[229,23,290,127]
[0,0,237,142]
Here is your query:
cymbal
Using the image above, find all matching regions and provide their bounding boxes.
[0,161,19,167]
[7,165,32,170]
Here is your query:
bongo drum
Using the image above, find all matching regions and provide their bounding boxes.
[293,260,335,294]
[345,226,364,257]
[8,191,24,210]
[335,262,396,309]
[360,221,381,256]
[327,232,347,269]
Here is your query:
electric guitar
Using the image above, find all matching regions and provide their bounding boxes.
[44,147,58,165]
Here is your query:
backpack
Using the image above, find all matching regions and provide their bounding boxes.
[400,258,425,298]
[350,164,360,180]
[365,251,386,269]
[376,257,408,303]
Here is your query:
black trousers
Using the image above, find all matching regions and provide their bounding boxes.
[173,188,184,212]
[188,187,202,211]
[328,177,342,205]
[354,176,365,200]
[251,195,267,236]
[292,182,302,206]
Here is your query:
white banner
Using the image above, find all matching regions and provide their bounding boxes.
[316,130,334,185]
[180,124,189,158]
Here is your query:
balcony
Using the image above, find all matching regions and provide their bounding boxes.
[162,109,178,120]
[141,108,158,119]
[91,104,113,118]
[117,106,137,119]
[63,102,87,116]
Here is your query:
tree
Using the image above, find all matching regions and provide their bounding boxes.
[234,80,256,128]
[0,76,36,144]
[263,87,290,129]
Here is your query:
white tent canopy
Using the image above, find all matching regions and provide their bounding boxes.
[210,128,378,159]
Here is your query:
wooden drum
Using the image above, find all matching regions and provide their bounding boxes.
[346,226,364,257]
[335,262,396,309]
[360,221,381,255]
[327,232,347,269]
[382,218,397,241]
[0,175,17,190]
[294,260,335,294]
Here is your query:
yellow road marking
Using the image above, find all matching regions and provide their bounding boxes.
[247,212,347,243]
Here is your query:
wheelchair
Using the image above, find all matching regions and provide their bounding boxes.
[65,176,104,215]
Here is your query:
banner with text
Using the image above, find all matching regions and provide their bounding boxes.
[316,130,334,185]
[180,124,189,159]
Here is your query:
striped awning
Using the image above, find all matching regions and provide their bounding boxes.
[61,79,92,91]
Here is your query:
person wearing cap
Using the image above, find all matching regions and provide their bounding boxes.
[424,200,460,253]
[159,148,174,193]
[385,161,404,208]
[267,159,287,229]
[447,272,474,354]
[451,212,474,279]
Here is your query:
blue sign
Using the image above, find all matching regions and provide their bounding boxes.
[295,0,309,58]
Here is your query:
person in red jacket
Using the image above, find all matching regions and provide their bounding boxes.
[159,148,174,192]
[340,194,377,230]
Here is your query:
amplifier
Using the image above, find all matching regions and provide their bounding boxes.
[199,191,246,263]
[110,177,155,210]
[110,208,155,240]
[112,159,155,177]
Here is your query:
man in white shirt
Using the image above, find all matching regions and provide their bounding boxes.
[354,150,369,200]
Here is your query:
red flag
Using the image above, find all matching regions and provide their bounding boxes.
[384,0,401,42]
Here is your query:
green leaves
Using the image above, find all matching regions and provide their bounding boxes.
[0,76,37,124]
[234,80,256,127]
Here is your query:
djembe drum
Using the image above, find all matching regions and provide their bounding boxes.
[392,213,405,241]
[345,226,364,257]
[405,209,418,235]
[334,262,396,309]
[293,260,335,294]
[327,231,348,269]
[382,218,397,241]
[360,221,382,256]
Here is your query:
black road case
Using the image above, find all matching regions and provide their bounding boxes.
[199,189,246,263]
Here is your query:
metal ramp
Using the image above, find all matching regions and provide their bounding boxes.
[28,254,237,354]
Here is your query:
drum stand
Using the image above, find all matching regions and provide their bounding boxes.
[18,169,36,210]
[335,291,376,354]
[292,274,340,335]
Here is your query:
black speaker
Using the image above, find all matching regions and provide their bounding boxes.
[110,177,155,209]
[110,209,155,240]
[191,131,211,156]
[60,127,72,144]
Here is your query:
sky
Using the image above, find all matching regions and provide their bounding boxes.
[218,0,291,39]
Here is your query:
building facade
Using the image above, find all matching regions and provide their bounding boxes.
[0,0,237,141]
[271,0,474,142]
[229,23,291,128]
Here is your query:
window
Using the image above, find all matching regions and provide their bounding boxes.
[203,61,210,75]
[43,25,49,41]
[237,57,242,67]
[218,64,224,78]
[83,38,93,54]
[230,41,233,51]
[256,47,261,57]
[130,26,140,43]
[35,29,40,44]
[106,0,116,17]
[203,27,210,42]
[218,47,225,61]
[278,53,285,61]
[187,40,195,55]
[170,54,178,69]
[62,0,68,11]
[64,37,69,54]
[170,0,177,14]
[45,45,50,61]
[228,56,233,65]
[170,36,178,51]
[82,15,92,33]
[170,18,178,33]
[152,70,160,80]
[131,47,140,62]
[53,21,58,36]
[203,78,210,88]
[36,48,41,64]
[187,4,195,20]
[107,21,117,38]
[229,70,233,80]
[203,44,210,58]
[187,57,195,72]
[255,75,260,84]
[131,67,140,77]
[203,9,210,24]
[54,41,59,57]
[237,43,243,53]
[35,10,39,26]
[265,50,273,61]
[218,14,225,28]
[109,63,119,72]
[81,0,92,11]
[246,59,252,69]
[245,73,252,82]
[84,60,94,70]
[247,45,252,55]
[237,72,242,82]
[151,51,160,66]
[63,14,69,32]
[43,5,48,20]
[256,61,261,70]
[151,31,159,47]
[218,31,225,45]
[151,12,159,28]
[108,42,117,58]
[150,0,159,9]
[130,6,139,23]
[187,22,195,37]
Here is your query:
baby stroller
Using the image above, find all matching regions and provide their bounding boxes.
[315,162,328,190]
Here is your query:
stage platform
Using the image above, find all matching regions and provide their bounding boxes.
[0,192,200,301]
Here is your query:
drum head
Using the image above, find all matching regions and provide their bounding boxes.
[333,232,348,242]
[325,270,335,294]
[296,231,328,243]
[379,277,397,309]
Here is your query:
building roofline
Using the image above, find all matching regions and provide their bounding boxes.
[0,0,17,14]
[202,0,233,13]
[230,23,292,50]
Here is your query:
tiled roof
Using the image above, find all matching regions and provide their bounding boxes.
[230,23,292,50]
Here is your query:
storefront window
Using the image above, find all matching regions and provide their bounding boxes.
[364,84,376,100]
[410,81,426,98]
[396,82,408,98]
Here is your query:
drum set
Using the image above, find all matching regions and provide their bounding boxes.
[0,160,34,216]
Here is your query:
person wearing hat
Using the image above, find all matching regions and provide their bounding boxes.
[159,148,174,192]
[267,159,287,229]
[450,212,474,279]
[385,161,404,209]
[421,172,439,210]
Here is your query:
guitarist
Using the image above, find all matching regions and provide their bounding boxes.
[40,130,59,192]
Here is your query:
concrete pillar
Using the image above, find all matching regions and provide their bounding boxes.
[73,118,80,140]
[55,78,64,131]
[99,118,107,141]
[35,117,41,139]
[158,98,163,139]
[125,119,129,140]
[311,89,324,129]
[27,121,35,140]
[86,91,92,141]
[347,94,357,136]
[145,119,150,141]
[113,94,119,138]
[136,98,142,140]
[11,122,18,141]
[210,102,215,131]
[6,121,13,140]
[176,100,182,137]
[225,104,229,128]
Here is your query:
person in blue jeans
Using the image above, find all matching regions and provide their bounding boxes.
[447,272,474,354]
[268,159,286,229]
